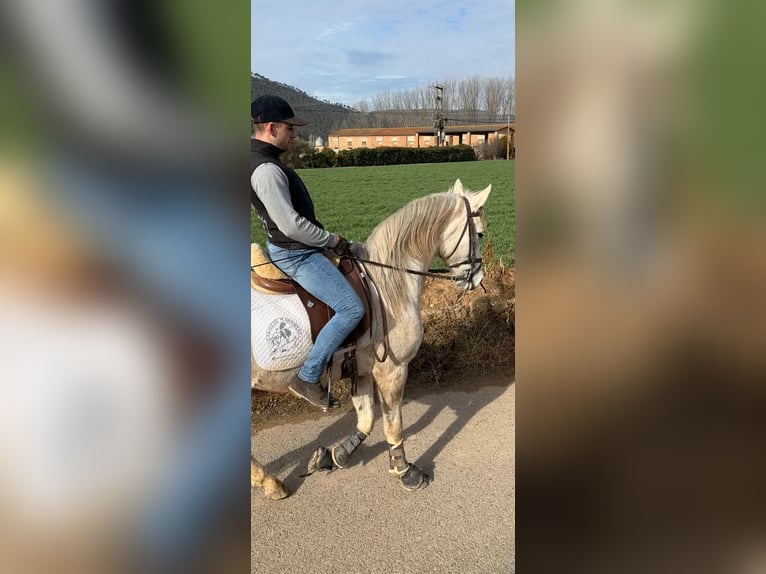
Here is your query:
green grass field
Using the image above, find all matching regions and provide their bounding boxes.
[251,160,515,265]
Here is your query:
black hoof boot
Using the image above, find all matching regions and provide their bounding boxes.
[331,430,368,469]
[388,442,430,491]
[399,463,430,491]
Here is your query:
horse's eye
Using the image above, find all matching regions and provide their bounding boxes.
[478,232,485,240]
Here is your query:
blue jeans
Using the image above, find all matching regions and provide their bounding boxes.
[267,242,364,383]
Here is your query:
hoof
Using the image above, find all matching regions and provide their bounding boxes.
[399,464,431,492]
[262,476,289,500]
[305,447,335,476]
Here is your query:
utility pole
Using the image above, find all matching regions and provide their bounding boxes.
[506,104,511,160]
[433,84,445,146]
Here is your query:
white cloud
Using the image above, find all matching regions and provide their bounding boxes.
[363,75,408,82]
[317,21,355,41]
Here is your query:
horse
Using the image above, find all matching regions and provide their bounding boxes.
[251,179,492,497]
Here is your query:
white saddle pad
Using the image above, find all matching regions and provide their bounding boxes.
[251,287,312,371]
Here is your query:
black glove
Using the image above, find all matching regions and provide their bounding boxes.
[331,236,353,257]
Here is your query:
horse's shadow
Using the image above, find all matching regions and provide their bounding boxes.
[255,380,512,495]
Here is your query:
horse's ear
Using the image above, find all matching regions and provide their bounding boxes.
[451,179,465,195]
[469,184,492,210]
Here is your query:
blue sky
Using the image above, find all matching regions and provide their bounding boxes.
[251,0,515,107]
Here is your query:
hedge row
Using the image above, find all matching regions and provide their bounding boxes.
[335,145,476,167]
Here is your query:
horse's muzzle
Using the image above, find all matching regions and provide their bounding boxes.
[469,268,484,290]
[458,267,484,291]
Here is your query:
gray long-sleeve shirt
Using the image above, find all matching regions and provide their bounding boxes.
[250,162,334,249]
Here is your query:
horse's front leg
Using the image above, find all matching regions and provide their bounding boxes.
[332,373,376,467]
[251,456,289,500]
[307,373,376,473]
[376,364,430,491]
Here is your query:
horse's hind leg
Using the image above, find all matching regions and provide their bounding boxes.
[375,364,430,491]
[251,456,289,500]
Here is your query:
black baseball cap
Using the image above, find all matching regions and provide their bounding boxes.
[250,95,309,126]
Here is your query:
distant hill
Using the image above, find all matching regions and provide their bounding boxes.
[251,74,358,142]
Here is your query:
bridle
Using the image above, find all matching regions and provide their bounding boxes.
[438,195,485,287]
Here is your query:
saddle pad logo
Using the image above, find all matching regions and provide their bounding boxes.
[251,288,312,371]
[266,317,302,359]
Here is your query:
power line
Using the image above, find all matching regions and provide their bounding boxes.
[433,84,446,146]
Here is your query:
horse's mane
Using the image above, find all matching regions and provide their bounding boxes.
[363,192,462,316]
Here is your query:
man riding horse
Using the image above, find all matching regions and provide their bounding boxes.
[250,94,362,408]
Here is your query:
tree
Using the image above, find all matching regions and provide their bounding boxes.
[281,139,313,169]
[457,76,482,123]
[484,77,507,121]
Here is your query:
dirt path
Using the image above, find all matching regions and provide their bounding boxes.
[251,372,515,574]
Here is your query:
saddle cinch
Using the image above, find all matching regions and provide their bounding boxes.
[250,244,373,384]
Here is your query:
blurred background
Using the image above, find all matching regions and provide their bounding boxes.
[0,1,250,573]
[517,0,766,573]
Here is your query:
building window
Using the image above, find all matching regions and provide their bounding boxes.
[361,139,367,147]
[424,136,432,143]
[347,139,353,148]
[376,136,383,145]
[407,136,415,145]
[391,137,399,144]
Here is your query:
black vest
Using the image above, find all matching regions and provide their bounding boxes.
[250,139,324,249]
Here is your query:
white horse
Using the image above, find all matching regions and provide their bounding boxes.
[251,179,492,498]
